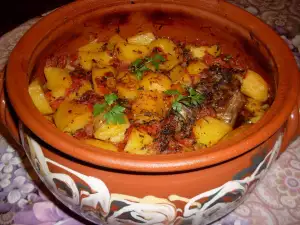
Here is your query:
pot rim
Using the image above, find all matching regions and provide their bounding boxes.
[6,0,299,173]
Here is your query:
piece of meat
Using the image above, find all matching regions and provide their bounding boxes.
[217,90,246,127]
[174,105,196,138]
[196,65,243,114]
[195,106,216,120]
[152,114,182,153]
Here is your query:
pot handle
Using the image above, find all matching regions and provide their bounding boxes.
[0,71,20,144]
[280,71,300,155]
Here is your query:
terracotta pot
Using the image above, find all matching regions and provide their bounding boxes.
[1,0,299,224]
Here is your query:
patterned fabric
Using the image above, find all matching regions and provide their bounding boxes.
[0,1,299,224]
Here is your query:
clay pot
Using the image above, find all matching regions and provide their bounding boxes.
[1,0,299,224]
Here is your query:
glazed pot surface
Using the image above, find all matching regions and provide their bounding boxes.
[5,0,299,173]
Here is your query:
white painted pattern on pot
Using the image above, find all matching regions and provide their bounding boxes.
[24,134,282,225]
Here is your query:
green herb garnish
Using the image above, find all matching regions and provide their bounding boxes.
[188,87,205,106]
[130,54,166,79]
[164,89,187,113]
[164,88,205,113]
[172,101,183,112]
[104,105,126,124]
[93,94,126,124]
[104,93,118,105]
[93,103,107,116]
[151,54,166,70]
[164,89,181,95]
[130,58,150,80]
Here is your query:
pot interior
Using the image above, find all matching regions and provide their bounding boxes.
[31,3,276,92]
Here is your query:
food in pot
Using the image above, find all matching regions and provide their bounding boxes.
[28,32,272,155]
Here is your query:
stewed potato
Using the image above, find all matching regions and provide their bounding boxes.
[28,79,53,115]
[132,91,168,123]
[44,67,72,99]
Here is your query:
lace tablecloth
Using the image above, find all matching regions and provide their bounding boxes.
[0,1,300,224]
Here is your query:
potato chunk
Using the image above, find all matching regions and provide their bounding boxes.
[124,128,153,155]
[44,67,72,99]
[245,98,263,114]
[170,65,192,86]
[149,38,180,71]
[158,57,180,71]
[79,41,105,52]
[79,51,113,71]
[249,111,265,123]
[188,45,207,59]
[54,101,92,133]
[187,45,220,58]
[127,32,156,46]
[207,45,221,57]
[241,70,268,102]
[139,72,171,92]
[115,42,149,63]
[78,52,93,71]
[116,72,139,100]
[92,66,116,96]
[187,60,208,75]
[146,57,179,72]
[193,116,232,147]
[78,41,113,70]
[245,98,266,123]
[28,79,53,115]
[132,91,167,123]
[149,38,177,57]
[108,34,126,46]
[93,116,130,143]
[84,139,118,152]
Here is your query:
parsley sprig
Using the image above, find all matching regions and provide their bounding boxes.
[93,103,107,116]
[164,88,205,113]
[104,93,118,105]
[187,88,205,106]
[130,54,166,80]
[93,93,126,124]
[130,59,149,80]
[104,105,126,124]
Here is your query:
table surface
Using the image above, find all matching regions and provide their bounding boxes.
[0,0,300,224]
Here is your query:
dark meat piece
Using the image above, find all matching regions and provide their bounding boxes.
[160,114,177,135]
[153,114,184,153]
[217,91,246,127]
[195,106,216,120]
[208,65,244,83]
[153,135,182,154]
[154,105,198,153]
[174,105,196,139]
[196,65,243,114]
[154,105,201,153]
